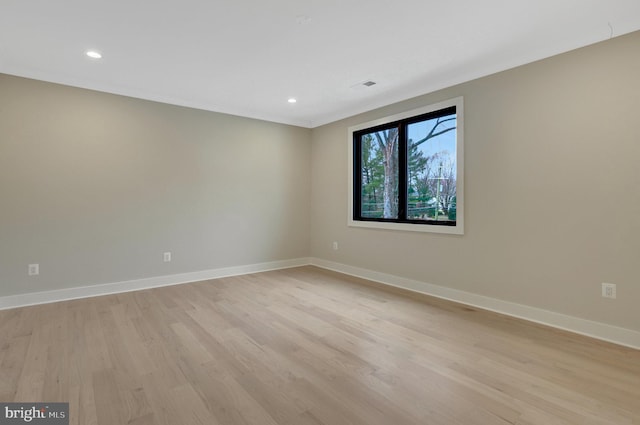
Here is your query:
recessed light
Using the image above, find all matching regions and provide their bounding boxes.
[86,50,102,59]
[288,98,297,104]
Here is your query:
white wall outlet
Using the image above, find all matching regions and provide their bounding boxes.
[163,252,172,262]
[28,263,39,276]
[332,241,339,250]
[601,282,616,299]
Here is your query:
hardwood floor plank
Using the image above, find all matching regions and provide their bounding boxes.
[0,334,29,400]
[0,266,638,424]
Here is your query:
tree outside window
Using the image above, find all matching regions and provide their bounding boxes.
[349,98,463,234]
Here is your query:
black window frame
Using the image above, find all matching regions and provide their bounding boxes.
[352,105,457,227]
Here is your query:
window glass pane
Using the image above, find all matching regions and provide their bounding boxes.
[407,113,457,222]
[360,128,399,219]
[349,98,463,233]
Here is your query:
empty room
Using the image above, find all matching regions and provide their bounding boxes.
[1,1,639,424]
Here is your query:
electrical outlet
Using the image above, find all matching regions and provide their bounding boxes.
[332,241,339,250]
[601,282,616,299]
[28,263,39,276]
[163,252,172,262]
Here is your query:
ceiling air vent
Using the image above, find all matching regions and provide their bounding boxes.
[350,80,378,91]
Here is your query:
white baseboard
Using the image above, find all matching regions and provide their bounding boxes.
[0,257,312,311]
[310,258,640,350]
[2,255,637,350]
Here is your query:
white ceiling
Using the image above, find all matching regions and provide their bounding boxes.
[1,1,639,128]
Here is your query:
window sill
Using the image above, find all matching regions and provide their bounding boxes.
[347,219,464,235]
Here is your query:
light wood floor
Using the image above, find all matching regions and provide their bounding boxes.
[0,266,638,425]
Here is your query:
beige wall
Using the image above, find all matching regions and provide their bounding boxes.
[0,74,311,296]
[1,31,638,334]
[310,31,640,331]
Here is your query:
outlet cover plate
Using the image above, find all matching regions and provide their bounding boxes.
[601,282,616,299]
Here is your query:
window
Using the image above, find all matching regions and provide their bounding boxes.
[348,97,463,234]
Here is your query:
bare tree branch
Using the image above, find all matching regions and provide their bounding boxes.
[410,117,456,149]
[374,131,386,150]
